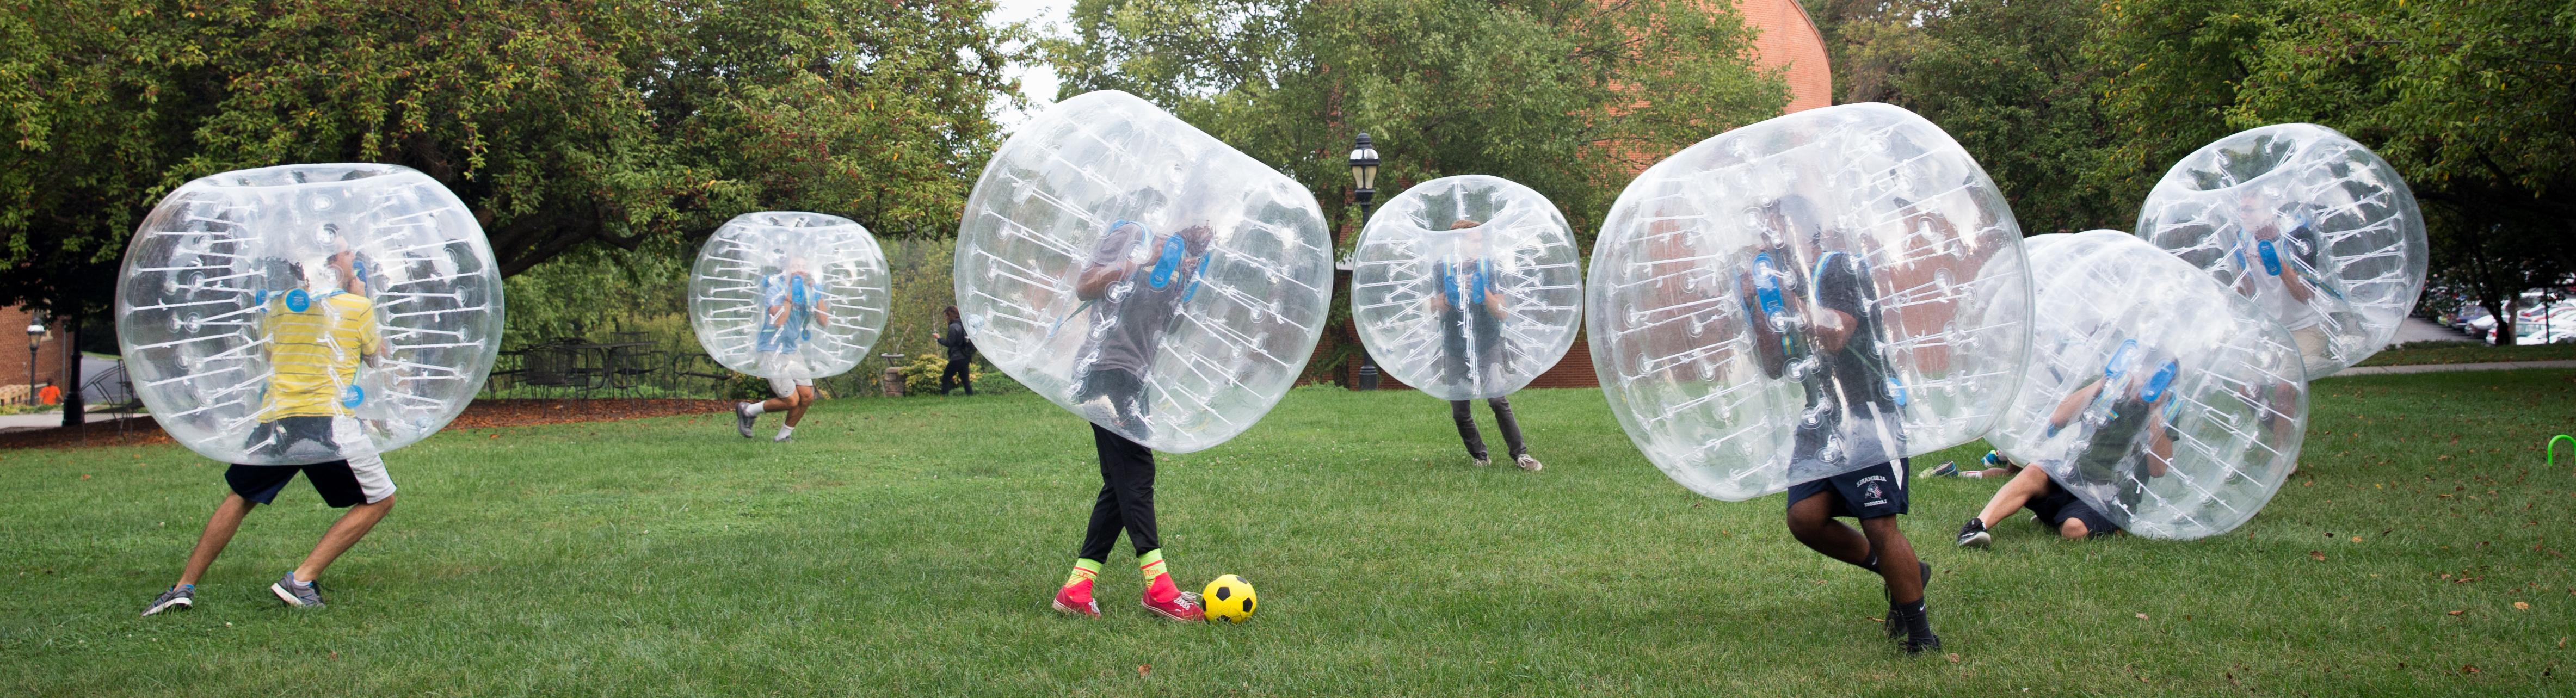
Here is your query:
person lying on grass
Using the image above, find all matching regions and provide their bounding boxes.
[1958,344,2179,547]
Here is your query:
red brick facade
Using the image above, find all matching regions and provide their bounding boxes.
[0,305,73,403]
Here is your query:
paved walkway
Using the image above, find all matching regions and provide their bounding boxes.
[2330,360,2576,377]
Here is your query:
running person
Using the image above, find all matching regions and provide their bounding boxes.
[1430,219,1540,471]
[1753,197,1940,653]
[1958,343,2179,546]
[145,242,393,615]
[734,257,831,442]
[1050,210,1213,622]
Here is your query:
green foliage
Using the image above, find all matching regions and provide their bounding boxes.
[902,352,974,396]
[0,1,1022,322]
[1048,0,1790,250]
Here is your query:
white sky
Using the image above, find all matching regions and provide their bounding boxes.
[988,0,1073,130]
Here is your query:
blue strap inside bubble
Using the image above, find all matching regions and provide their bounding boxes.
[1752,252,1786,318]
[1885,376,1908,406]
[2141,359,2177,404]
[340,385,365,408]
[285,288,311,312]
[1148,233,1186,289]
[2257,239,2283,276]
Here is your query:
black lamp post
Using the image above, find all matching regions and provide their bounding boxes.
[25,313,42,406]
[1348,133,1383,390]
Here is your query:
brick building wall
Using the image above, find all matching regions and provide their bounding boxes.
[0,305,73,403]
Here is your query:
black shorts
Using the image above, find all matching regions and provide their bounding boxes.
[2027,481,2118,537]
[1786,458,1910,520]
[225,459,394,509]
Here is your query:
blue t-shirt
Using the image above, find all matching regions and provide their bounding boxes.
[756,273,819,354]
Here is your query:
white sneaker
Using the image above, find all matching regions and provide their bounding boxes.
[734,403,758,438]
[1515,454,1543,472]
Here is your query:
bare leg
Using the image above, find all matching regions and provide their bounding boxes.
[1786,492,1874,567]
[784,385,815,427]
[177,493,258,586]
[2059,519,2092,539]
[1976,466,2056,527]
[291,496,395,583]
[1860,515,1924,604]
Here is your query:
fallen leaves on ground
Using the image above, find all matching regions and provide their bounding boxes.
[2515,602,2531,610]
[2310,550,2327,561]
[2447,610,2466,616]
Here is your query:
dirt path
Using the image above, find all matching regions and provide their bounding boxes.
[0,399,732,452]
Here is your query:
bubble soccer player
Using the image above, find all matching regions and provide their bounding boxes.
[1429,218,1541,471]
[1957,341,2180,546]
[127,164,503,615]
[731,255,833,442]
[956,91,1333,623]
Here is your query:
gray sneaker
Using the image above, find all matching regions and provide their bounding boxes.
[735,402,758,438]
[141,585,194,616]
[1515,454,1544,472]
[1472,456,1492,467]
[270,572,324,608]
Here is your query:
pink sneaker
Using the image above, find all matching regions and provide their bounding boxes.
[1141,590,1204,622]
[1051,584,1101,619]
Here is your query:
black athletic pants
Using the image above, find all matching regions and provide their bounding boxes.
[1079,423,1158,561]
[1450,397,1526,460]
[940,359,973,394]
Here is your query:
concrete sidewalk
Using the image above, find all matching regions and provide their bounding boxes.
[2330,360,2576,377]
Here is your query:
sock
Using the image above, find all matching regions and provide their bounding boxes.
[1893,598,1932,637]
[1138,549,1178,603]
[176,583,194,592]
[777,425,794,438]
[742,401,766,416]
[1061,559,1102,603]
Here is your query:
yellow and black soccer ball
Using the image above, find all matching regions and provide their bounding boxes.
[1201,575,1257,623]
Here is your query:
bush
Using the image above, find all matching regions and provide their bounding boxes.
[903,354,976,396]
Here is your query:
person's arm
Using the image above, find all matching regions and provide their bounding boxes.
[2048,379,2106,430]
[356,302,386,365]
[1075,223,1143,300]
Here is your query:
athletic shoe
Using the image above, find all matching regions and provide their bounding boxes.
[1051,586,1101,620]
[1893,606,1943,654]
[1885,560,1934,639]
[1515,454,1544,472]
[1924,461,1961,478]
[1957,518,1992,548]
[141,586,193,617]
[270,572,324,608]
[772,431,793,443]
[735,403,759,438]
[1141,590,1204,622]
[1472,456,1492,467]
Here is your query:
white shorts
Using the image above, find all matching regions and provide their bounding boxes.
[768,375,814,398]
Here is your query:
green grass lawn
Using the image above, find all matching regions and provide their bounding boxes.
[2358,340,2576,367]
[3,370,2572,696]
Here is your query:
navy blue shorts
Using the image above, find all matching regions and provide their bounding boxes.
[2028,481,2118,537]
[225,458,395,509]
[1786,458,1911,520]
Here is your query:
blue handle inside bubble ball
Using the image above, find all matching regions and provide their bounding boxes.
[254,288,270,307]
[340,385,365,408]
[351,259,368,283]
[790,274,809,306]
[1885,376,1908,406]
[284,288,311,313]
[2141,359,2178,404]
[2257,239,2284,276]
[1149,233,1186,289]
[2104,339,2140,380]
[1752,252,1786,318]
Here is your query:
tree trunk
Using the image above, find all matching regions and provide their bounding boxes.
[2486,298,2517,347]
[57,314,83,427]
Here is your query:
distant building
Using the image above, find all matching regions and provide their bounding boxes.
[1,305,72,405]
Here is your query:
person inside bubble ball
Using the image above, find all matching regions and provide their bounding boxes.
[732,255,832,443]
[2229,190,2335,368]
[1743,195,1940,654]
[1049,196,1215,622]
[1957,341,2180,548]
[145,232,395,615]
[1427,219,1542,472]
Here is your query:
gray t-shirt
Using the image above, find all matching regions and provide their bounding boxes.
[1080,222,1212,378]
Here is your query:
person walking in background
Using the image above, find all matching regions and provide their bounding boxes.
[146,242,393,615]
[932,305,976,396]
[1431,219,1540,472]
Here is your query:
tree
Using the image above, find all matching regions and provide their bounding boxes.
[2228,0,2575,344]
[0,1,1021,424]
[1886,0,2123,231]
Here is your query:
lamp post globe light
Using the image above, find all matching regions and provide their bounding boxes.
[1348,133,1383,390]
[26,314,42,406]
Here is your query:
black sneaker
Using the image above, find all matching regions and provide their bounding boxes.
[1957,518,1992,548]
[1887,603,1943,654]
[1885,560,1933,639]
[141,585,194,616]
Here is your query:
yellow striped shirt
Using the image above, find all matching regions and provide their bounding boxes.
[257,292,381,419]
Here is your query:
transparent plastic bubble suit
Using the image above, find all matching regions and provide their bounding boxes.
[2136,123,2428,379]
[1987,230,2308,540]
[687,212,890,380]
[1349,175,1582,400]
[1588,103,2033,501]
[953,90,1332,453]
[114,164,503,465]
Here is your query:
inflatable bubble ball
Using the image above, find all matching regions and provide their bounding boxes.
[953,90,1332,453]
[115,164,502,465]
[1349,175,1583,401]
[1987,230,2307,540]
[687,212,891,381]
[2135,123,2428,379]
[1587,103,2034,501]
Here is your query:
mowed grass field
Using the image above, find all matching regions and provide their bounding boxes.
[2,370,2572,696]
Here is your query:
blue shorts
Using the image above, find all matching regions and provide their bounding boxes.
[2029,481,2119,537]
[1786,458,1911,520]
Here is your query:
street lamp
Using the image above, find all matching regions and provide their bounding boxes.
[1348,133,1383,390]
[26,313,44,406]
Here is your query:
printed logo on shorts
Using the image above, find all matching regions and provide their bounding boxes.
[1857,474,1889,505]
